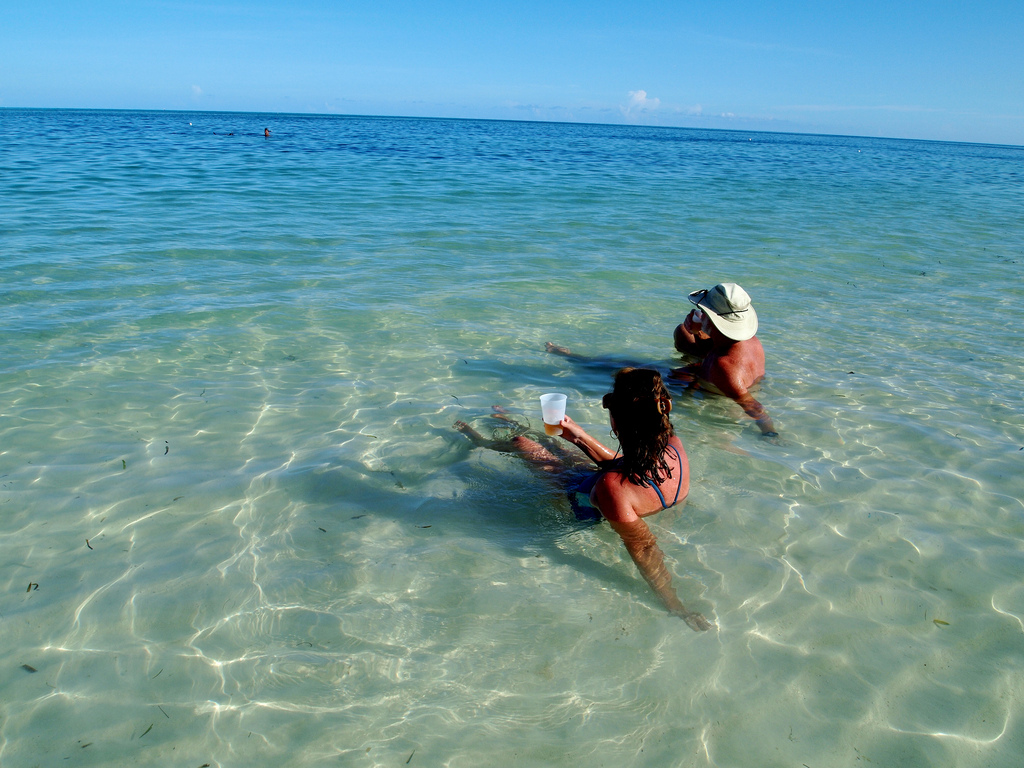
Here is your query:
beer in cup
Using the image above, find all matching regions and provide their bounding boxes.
[539,393,567,436]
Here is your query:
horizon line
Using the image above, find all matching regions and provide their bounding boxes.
[2,105,1021,150]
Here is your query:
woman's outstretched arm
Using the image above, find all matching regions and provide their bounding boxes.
[556,415,619,466]
[608,517,713,631]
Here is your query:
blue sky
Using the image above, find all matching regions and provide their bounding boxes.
[3,1,1022,145]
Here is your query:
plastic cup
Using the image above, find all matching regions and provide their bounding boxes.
[539,393,567,436]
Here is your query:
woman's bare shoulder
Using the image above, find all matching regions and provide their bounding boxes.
[591,471,641,523]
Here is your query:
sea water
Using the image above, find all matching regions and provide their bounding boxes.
[1,109,1023,767]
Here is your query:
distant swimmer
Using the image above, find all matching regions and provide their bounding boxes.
[264,128,271,137]
[672,282,778,438]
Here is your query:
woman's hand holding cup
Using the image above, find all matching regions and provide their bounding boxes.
[555,414,587,445]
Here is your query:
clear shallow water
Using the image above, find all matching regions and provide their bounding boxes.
[2,109,1023,767]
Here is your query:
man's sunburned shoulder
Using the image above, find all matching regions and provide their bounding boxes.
[704,340,763,393]
[718,337,764,368]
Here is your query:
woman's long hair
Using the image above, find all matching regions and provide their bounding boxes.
[604,368,675,486]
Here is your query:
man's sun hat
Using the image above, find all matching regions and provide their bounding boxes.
[688,282,758,341]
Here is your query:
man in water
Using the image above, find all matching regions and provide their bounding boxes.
[672,282,778,437]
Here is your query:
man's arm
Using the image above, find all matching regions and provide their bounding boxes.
[735,391,777,436]
[710,363,778,436]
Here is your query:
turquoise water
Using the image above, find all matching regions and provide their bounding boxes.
[2,109,1023,767]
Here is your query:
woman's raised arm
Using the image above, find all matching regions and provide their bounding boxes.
[556,415,619,466]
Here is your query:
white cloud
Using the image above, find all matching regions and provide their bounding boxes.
[622,89,660,118]
[191,85,203,97]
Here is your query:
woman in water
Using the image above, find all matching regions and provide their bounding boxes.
[456,367,712,631]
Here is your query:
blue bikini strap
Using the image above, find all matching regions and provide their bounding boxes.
[646,444,683,509]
